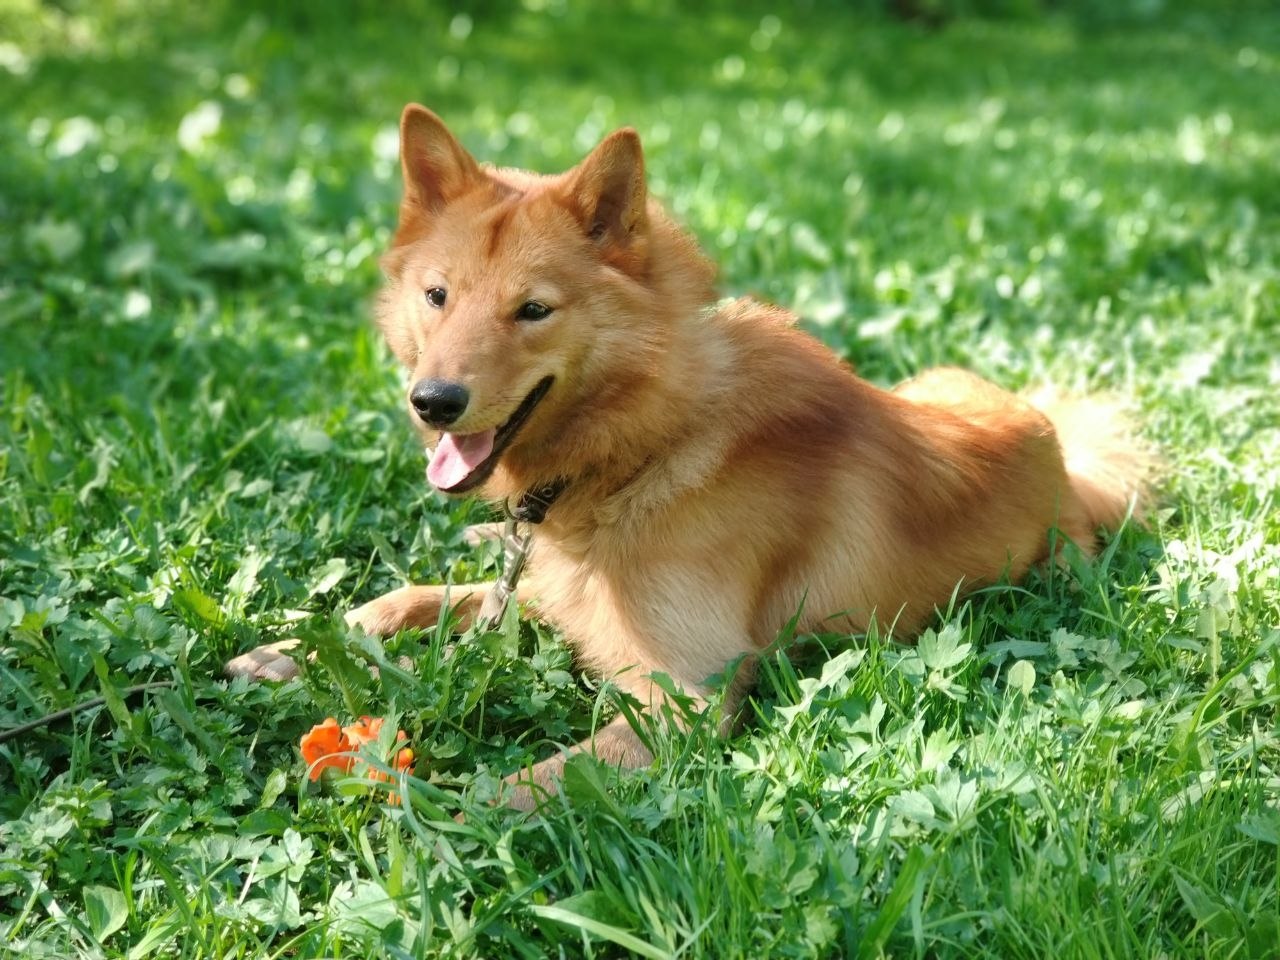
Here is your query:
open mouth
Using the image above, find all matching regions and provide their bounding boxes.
[426,376,553,494]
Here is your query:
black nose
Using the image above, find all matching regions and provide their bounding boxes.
[409,379,469,426]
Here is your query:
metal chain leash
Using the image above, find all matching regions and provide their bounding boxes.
[474,516,531,630]
[473,479,567,630]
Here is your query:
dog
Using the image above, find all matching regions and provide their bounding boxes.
[228,104,1153,808]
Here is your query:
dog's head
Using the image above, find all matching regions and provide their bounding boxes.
[376,105,716,499]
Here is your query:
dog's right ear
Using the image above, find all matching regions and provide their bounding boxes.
[396,104,481,236]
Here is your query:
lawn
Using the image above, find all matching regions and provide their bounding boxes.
[1,0,1278,956]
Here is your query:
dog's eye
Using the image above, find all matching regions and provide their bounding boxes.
[517,300,553,321]
[425,287,447,309]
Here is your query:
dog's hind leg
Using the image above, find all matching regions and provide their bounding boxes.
[499,661,755,811]
[500,711,654,811]
[498,593,759,811]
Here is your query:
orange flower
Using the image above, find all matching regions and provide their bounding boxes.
[299,717,356,781]
[373,745,415,804]
[298,716,414,799]
[384,745,414,778]
[341,716,398,746]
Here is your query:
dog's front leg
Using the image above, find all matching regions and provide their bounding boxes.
[344,582,490,636]
[224,582,495,681]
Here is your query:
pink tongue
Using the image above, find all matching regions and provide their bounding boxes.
[427,430,496,490]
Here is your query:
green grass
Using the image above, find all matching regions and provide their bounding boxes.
[2,0,1278,956]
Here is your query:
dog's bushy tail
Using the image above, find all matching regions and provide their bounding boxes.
[1029,388,1160,538]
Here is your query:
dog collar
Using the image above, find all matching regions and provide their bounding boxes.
[508,478,568,523]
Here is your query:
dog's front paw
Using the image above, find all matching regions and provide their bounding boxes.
[224,639,302,682]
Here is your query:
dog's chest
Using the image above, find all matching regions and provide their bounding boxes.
[523,530,647,650]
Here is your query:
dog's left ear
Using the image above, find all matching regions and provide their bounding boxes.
[566,128,648,248]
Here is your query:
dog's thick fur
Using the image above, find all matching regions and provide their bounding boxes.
[230,105,1153,807]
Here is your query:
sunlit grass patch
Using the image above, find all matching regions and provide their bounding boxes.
[1,1,1278,956]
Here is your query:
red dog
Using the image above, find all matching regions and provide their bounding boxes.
[230,106,1153,807]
